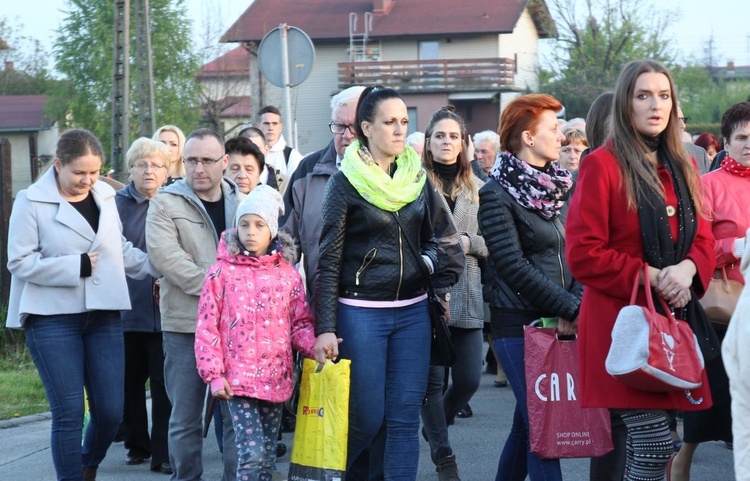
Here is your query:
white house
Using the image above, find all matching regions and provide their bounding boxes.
[218,0,557,154]
[0,95,58,196]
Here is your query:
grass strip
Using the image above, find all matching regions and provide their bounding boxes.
[0,355,49,420]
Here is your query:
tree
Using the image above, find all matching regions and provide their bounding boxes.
[51,0,200,160]
[192,4,252,137]
[538,0,676,118]
[0,17,57,95]
[672,64,750,127]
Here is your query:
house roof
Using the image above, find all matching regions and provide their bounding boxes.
[0,95,53,132]
[201,96,252,119]
[197,46,250,78]
[221,0,557,44]
[710,64,750,80]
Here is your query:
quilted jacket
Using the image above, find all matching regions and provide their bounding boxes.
[478,178,582,338]
[315,171,439,332]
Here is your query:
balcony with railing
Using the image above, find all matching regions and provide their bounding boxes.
[338,57,516,92]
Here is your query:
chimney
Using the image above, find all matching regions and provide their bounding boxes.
[5,61,13,71]
[373,0,395,15]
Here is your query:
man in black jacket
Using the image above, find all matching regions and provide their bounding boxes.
[281,85,366,296]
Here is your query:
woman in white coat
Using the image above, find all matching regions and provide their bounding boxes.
[6,129,158,481]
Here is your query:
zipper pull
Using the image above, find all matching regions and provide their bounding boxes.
[356,273,360,286]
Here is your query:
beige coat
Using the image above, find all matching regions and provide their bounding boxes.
[145,178,243,333]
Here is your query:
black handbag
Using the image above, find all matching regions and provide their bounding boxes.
[392,213,456,367]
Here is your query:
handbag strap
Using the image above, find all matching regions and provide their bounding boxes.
[638,263,683,343]
[718,266,730,288]
[635,263,674,319]
[390,212,436,296]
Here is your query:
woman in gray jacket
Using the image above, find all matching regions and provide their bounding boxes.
[420,106,488,481]
[6,129,158,481]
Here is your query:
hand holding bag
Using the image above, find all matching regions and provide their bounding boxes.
[392,212,456,367]
[699,266,742,326]
[288,358,351,481]
[605,264,704,392]
[525,326,613,458]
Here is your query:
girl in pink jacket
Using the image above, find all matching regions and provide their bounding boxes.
[195,185,322,480]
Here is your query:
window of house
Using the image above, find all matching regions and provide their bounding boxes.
[408,107,418,135]
[419,41,439,60]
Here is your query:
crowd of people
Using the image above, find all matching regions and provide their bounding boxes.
[5,59,750,481]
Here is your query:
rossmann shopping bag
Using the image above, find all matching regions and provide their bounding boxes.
[525,326,613,458]
[288,358,351,481]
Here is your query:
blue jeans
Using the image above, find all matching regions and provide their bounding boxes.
[163,332,237,481]
[494,337,562,481]
[227,397,283,480]
[337,300,431,481]
[25,311,124,481]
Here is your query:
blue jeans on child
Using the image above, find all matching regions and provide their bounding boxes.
[337,299,431,481]
[494,336,563,481]
[25,311,124,481]
[226,397,283,480]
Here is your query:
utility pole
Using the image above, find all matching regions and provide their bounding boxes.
[112,0,130,181]
[135,0,156,137]
[112,0,156,180]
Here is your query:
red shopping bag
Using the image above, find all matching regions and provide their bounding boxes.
[525,326,613,458]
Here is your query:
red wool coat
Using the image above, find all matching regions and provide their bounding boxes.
[565,146,716,411]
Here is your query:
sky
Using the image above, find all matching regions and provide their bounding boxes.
[2,0,749,69]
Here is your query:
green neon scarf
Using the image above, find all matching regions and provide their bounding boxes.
[340,140,427,212]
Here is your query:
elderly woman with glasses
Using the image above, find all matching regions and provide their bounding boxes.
[115,138,174,474]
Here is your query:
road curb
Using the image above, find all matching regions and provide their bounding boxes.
[0,389,155,429]
[0,411,51,429]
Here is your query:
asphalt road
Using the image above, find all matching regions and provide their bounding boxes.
[0,345,736,480]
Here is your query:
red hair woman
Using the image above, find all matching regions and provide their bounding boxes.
[478,93,581,480]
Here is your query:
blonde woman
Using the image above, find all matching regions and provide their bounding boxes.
[153,125,186,183]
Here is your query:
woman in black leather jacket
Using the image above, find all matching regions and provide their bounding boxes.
[477,93,582,481]
[314,86,456,479]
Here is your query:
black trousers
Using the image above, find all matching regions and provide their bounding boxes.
[123,331,171,467]
[589,411,627,481]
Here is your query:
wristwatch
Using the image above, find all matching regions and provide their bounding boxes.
[440,292,451,302]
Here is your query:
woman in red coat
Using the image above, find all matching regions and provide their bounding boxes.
[565,60,718,481]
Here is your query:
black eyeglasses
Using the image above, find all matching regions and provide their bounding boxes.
[679,117,689,124]
[329,121,356,135]
[183,155,224,167]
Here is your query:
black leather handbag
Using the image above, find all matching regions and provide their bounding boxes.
[392,213,456,367]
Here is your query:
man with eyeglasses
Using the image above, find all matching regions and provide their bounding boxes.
[280,86,365,297]
[146,128,243,481]
[257,105,303,193]
[276,85,366,475]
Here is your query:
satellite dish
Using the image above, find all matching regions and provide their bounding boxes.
[258,26,315,88]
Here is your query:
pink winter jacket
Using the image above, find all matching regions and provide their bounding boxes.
[195,230,316,403]
[702,167,750,285]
